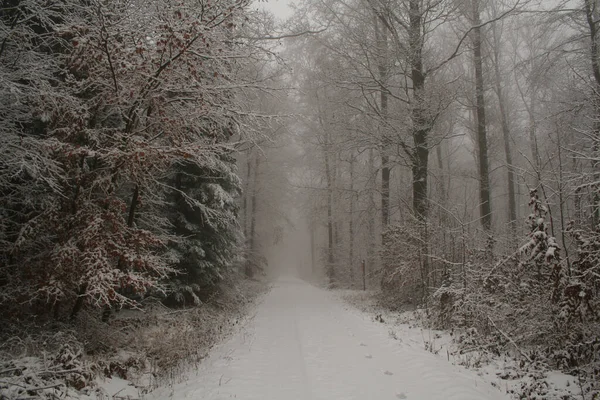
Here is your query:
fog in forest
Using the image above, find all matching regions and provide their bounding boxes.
[1,0,599,398]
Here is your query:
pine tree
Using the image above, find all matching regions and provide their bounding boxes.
[165,153,242,306]
[518,189,563,302]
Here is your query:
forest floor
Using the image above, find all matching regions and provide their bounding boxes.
[0,277,268,400]
[147,276,512,400]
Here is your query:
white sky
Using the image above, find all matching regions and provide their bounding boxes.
[254,0,295,20]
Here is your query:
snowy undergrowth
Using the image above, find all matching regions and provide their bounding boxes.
[339,289,588,400]
[0,278,268,400]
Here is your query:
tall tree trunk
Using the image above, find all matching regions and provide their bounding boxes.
[514,43,541,188]
[375,14,390,228]
[556,126,572,275]
[585,0,600,227]
[409,0,430,297]
[310,219,316,275]
[409,0,429,221]
[324,135,335,285]
[472,0,492,230]
[349,155,355,284]
[436,142,446,202]
[316,90,336,284]
[249,155,260,251]
[381,156,390,227]
[333,154,341,253]
[243,154,252,241]
[245,154,257,277]
[246,154,260,277]
[528,96,541,187]
[491,22,517,234]
[367,147,376,281]
[435,143,446,288]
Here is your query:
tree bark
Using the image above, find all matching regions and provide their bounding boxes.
[409,0,429,222]
[584,0,600,227]
[245,154,257,277]
[127,185,139,228]
[491,22,517,234]
[324,131,335,285]
[69,283,88,320]
[555,126,572,275]
[243,154,252,241]
[528,96,541,187]
[249,155,259,252]
[349,154,355,283]
[472,0,492,230]
[247,154,260,278]
[333,152,340,251]
[316,89,336,284]
[409,0,431,297]
[367,147,376,278]
[436,142,446,202]
[310,219,316,275]
[375,14,390,228]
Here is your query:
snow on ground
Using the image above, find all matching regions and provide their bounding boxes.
[91,376,142,399]
[147,276,509,400]
[338,289,584,400]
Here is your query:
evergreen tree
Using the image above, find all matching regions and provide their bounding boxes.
[165,154,242,306]
[518,189,563,302]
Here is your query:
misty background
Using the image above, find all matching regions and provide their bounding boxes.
[1,0,599,398]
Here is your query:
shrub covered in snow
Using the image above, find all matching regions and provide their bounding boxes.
[377,189,600,398]
[0,0,270,397]
[0,0,258,319]
[436,190,600,398]
[0,332,93,399]
[380,221,426,306]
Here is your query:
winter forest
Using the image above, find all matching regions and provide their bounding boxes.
[1,0,600,399]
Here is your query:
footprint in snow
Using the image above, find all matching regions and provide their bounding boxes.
[360,342,367,347]
[396,393,407,399]
[365,354,373,359]
[384,370,394,376]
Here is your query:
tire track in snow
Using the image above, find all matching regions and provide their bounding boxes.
[147,277,510,400]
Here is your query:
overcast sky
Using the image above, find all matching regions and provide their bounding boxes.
[254,0,294,20]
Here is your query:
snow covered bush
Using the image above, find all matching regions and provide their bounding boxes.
[164,155,243,305]
[0,1,272,395]
[418,189,600,398]
[1,0,253,319]
[0,331,95,399]
[380,221,427,306]
[517,189,563,303]
[0,0,82,314]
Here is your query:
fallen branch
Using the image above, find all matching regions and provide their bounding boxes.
[459,341,502,354]
[483,251,519,284]
[26,382,64,391]
[0,367,22,375]
[0,380,64,391]
[487,316,532,363]
[0,380,26,388]
[38,368,82,376]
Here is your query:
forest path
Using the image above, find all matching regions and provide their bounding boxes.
[148,277,509,400]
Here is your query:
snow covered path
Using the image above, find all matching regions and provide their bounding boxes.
[150,277,509,400]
